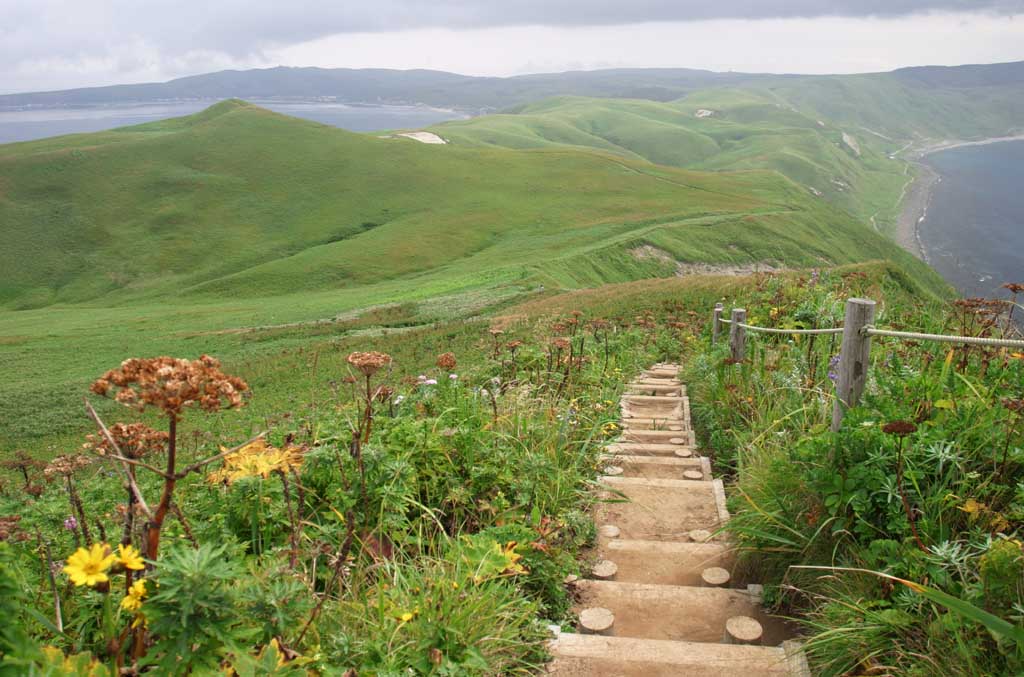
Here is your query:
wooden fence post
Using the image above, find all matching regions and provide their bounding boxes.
[831,298,876,432]
[729,309,747,362]
[712,303,724,344]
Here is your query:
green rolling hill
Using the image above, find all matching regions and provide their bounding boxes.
[427,92,911,230]
[0,99,924,310]
[0,99,941,449]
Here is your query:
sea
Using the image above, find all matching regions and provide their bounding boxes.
[920,140,1024,299]
[0,100,468,144]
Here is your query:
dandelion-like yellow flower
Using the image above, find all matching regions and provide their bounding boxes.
[64,543,116,587]
[116,544,145,571]
[120,579,147,612]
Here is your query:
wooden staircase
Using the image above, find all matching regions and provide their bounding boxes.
[547,363,810,676]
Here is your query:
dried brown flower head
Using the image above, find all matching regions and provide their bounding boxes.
[0,451,45,476]
[91,355,248,418]
[83,422,169,459]
[346,351,392,377]
[488,328,505,337]
[882,421,918,437]
[551,337,571,351]
[375,386,395,403]
[1002,398,1024,415]
[44,454,92,479]
[436,352,457,370]
[1003,283,1024,295]
[0,515,28,542]
[507,340,524,352]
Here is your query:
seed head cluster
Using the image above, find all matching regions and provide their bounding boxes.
[346,351,392,377]
[44,454,92,479]
[436,352,457,370]
[882,420,918,437]
[91,355,248,418]
[83,422,169,459]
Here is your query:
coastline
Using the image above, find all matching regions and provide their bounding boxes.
[894,161,937,262]
[894,133,1024,263]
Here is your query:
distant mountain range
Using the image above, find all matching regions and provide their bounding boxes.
[4,61,1023,113]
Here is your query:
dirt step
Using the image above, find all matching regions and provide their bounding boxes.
[601,454,702,477]
[595,476,726,540]
[622,404,684,420]
[626,383,684,395]
[548,633,796,677]
[643,368,680,378]
[573,580,788,645]
[598,539,734,586]
[623,396,689,420]
[616,418,688,431]
[606,442,696,457]
[621,429,694,445]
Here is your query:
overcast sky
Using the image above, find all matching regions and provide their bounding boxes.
[2,1,1024,94]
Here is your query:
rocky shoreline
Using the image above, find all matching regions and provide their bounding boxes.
[894,161,938,262]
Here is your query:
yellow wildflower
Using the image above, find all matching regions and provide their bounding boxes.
[207,439,304,485]
[116,544,145,571]
[398,611,414,622]
[120,579,147,612]
[64,543,116,587]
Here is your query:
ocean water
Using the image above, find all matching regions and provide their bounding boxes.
[921,141,1024,299]
[0,100,467,144]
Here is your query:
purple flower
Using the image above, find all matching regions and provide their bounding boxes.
[449,374,458,380]
[827,355,841,383]
[63,516,78,531]
[421,378,438,386]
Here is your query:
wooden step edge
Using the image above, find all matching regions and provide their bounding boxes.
[600,454,703,467]
[600,475,714,490]
[576,578,762,599]
[712,478,731,524]
[603,538,732,556]
[622,395,687,403]
[782,640,812,677]
[548,633,791,674]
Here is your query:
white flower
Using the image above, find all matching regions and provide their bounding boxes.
[422,378,438,386]
[449,374,458,380]
[394,395,405,405]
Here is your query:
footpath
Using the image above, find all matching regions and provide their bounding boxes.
[548,363,810,676]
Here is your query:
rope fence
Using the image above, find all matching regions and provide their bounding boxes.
[718,318,844,336]
[710,298,1024,432]
[863,326,1024,349]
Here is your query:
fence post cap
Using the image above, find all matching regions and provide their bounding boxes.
[847,297,876,306]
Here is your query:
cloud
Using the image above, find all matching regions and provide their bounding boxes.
[0,0,1022,92]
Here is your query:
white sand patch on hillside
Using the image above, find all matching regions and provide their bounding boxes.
[397,131,447,144]
[842,132,861,156]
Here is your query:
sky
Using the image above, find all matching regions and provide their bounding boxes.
[2,1,1024,94]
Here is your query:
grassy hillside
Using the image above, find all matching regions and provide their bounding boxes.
[430,92,912,231]
[0,100,943,452]
[0,98,803,308]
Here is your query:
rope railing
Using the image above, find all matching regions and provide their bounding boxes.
[710,298,1024,432]
[718,318,844,336]
[863,326,1024,349]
